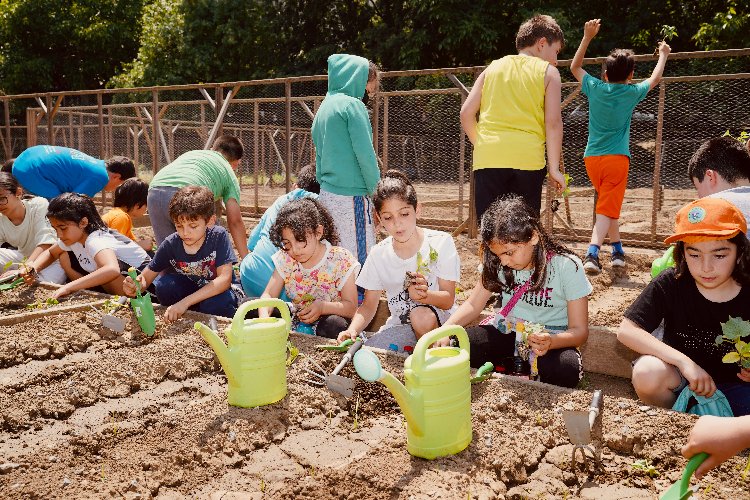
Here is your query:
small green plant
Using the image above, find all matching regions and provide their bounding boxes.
[352,394,361,431]
[286,340,300,367]
[631,459,660,478]
[101,296,126,315]
[416,245,439,275]
[26,297,59,310]
[714,316,750,369]
[562,173,573,198]
[260,477,266,493]
[722,129,750,144]
[659,25,678,42]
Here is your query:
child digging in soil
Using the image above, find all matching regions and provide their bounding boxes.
[338,170,460,350]
[618,197,750,416]
[102,178,154,253]
[259,198,359,338]
[21,193,151,298]
[570,19,671,274]
[123,186,244,321]
[442,195,592,388]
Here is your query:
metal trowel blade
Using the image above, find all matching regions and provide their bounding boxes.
[563,410,591,445]
[101,315,126,333]
[325,373,357,398]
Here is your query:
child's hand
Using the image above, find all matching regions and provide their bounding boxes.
[679,359,716,397]
[432,336,452,348]
[51,284,74,299]
[658,41,671,57]
[407,272,428,302]
[164,300,188,322]
[528,331,552,356]
[548,168,566,192]
[298,301,323,323]
[19,262,38,285]
[337,328,357,343]
[738,368,750,383]
[121,275,143,298]
[682,415,747,479]
[583,19,601,40]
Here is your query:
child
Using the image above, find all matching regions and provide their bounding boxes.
[102,178,154,252]
[21,193,150,298]
[123,186,244,321]
[443,195,592,389]
[312,54,380,268]
[240,165,320,300]
[338,170,460,350]
[0,172,66,284]
[259,198,359,338]
[570,19,671,274]
[618,197,750,416]
[460,15,566,220]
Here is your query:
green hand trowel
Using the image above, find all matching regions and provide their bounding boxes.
[660,452,709,500]
[0,273,25,291]
[127,267,156,337]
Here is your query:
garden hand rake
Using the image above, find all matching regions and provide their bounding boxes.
[302,339,363,398]
[563,390,602,469]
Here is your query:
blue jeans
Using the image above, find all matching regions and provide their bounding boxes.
[717,382,750,416]
[154,272,241,318]
[147,186,180,245]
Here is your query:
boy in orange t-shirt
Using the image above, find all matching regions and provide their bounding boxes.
[102,178,153,252]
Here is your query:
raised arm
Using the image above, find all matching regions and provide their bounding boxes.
[570,19,601,83]
[544,65,565,190]
[645,42,671,90]
[459,69,487,145]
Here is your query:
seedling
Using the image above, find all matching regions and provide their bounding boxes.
[722,129,750,144]
[404,245,439,289]
[26,297,59,310]
[101,296,126,315]
[352,394,361,430]
[654,25,677,56]
[562,173,573,198]
[714,316,750,369]
[286,341,300,367]
[260,478,266,493]
[631,459,660,478]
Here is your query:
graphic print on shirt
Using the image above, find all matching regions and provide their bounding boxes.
[170,250,217,286]
[390,276,436,324]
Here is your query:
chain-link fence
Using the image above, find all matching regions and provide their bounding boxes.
[1,48,749,247]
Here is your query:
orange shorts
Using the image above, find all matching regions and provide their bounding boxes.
[585,155,629,219]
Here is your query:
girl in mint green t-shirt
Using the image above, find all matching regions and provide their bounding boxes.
[444,195,593,388]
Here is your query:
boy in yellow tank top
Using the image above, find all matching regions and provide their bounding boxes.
[460,14,566,221]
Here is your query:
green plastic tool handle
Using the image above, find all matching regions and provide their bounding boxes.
[678,452,709,498]
[127,267,143,298]
[316,338,354,351]
[471,362,495,384]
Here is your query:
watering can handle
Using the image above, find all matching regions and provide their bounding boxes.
[232,298,291,333]
[127,267,142,299]
[411,324,470,374]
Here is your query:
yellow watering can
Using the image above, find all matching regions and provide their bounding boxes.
[353,324,485,460]
[194,298,291,408]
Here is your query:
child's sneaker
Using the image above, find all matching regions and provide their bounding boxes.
[583,254,601,275]
[611,251,626,267]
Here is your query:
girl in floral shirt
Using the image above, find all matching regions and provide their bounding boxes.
[260,198,359,337]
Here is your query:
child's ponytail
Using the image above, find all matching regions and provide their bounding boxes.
[270,198,340,249]
[47,193,108,234]
[480,195,575,293]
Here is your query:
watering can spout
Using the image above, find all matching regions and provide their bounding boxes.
[194,321,238,386]
[379,371,425,437]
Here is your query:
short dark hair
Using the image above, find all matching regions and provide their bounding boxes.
[212,135,243,162]
[688,137,750,183]
[0,171,21,194]
[1,158,14,173]
[168,185,215,222]
[605,49,635,83]
[47,193,107,234]
[296,165,320,194]
[105,156,136,180]
[515,15,565,51]
[113,178,149,212]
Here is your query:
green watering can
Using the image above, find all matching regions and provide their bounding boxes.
[194,298,291,408]
[127,267,155,336]
[354,324,491,460]
[651,245,675,279]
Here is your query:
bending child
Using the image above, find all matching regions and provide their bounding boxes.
[570,19,670,273]
[443,195,592,388]
[0,172,66,284]
[123,186,244,321]
[260,198,358,336]
[460,15,566,219]
[22,193,150,298]
[102,178,154,252]
[618,198,750,416]
[338,170,460,350]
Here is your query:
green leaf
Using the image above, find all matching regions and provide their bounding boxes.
[723,352,741,364]
[2,261,12,271]
[721,316,750,340]
[715,335,726,346]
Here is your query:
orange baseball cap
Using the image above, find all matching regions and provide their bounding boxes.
[664,197,747,244]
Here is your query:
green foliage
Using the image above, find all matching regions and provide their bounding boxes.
[723,130,750,144]
[659,25,678,42]
[715,316,750,369]
[286,340,300,367]
[693,2,750,50]
[631,459,660,478]
[101,296,126,315]
[26,297,59,310]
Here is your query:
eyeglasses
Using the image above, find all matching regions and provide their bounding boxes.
[0,196,7,206]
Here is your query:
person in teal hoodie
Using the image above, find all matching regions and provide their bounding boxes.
[312,54,380,271]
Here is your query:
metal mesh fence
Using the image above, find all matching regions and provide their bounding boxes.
[1,49,749,247]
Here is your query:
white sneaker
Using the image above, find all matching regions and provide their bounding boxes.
[611,251,626,267]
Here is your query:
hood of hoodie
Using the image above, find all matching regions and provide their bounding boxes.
[326,53,369,99]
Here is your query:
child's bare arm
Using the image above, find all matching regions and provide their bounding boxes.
[53,248,122,298]
[300,273,358,323]
[164,263,233,321]
[682,415,750,479]
[544,66,565,190]
[530,296,589,356]
[23,243,62,282]
[259,270,285,318]
[459,69,487,145]
[570,19,600,82]
[444,281,492,327]
[409,275,455,310]
[338,289,381,342]
[645,42,671,90]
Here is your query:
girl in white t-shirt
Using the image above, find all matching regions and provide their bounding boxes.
[338,170,461,350]
[22,193,150,298]
[259,198,359,338]
[0,172,66,284]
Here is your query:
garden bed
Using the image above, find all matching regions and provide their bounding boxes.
[0,306,747,499]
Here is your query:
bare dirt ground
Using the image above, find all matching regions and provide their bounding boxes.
[0,301,748,499]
